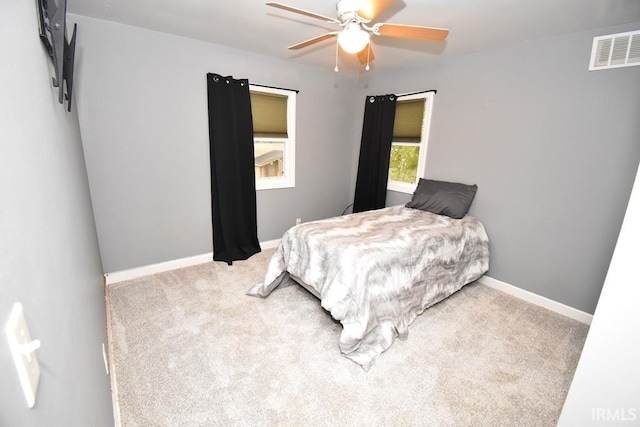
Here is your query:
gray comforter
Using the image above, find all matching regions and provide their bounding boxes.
[247,205,490,370]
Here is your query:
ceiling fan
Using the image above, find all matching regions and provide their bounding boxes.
[266,0,449,70]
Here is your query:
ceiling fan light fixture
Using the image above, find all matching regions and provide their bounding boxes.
[337,23,370,54]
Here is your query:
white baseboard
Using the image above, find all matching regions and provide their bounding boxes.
[259,239,281,250]
[478,275,593,325]
[104,247,592,326]
[104,239,280,285]
[103,287,122,427]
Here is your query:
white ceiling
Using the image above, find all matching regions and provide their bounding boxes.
[68,0,640,72]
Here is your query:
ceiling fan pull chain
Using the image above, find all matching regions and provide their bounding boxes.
[334,39,339,72]
[366,44,371,71]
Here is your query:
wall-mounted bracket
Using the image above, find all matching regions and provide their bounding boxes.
[36,0,77,112]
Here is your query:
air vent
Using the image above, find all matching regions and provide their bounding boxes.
[589,30,640,70]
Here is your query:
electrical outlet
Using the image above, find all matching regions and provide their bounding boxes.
[5,302,40,408]
[296,218,302,225]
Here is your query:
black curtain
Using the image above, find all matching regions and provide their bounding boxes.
[353,94,397,213]
[206,73,261,265]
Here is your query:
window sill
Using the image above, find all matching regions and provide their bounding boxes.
[256,179,295,191]
[387,181,417,195]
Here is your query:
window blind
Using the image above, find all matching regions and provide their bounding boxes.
[250,91,288,138]
[393,99,425,142]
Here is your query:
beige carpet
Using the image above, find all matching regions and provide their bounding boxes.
[106,249,589,426]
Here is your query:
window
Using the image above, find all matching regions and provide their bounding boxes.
[249,85,296,190]
[387,92,434,194]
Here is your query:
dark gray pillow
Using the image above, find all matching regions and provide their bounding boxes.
[406,179,477,219]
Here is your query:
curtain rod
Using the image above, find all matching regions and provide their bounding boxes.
[250,83,300,94]
[397,89,437,97]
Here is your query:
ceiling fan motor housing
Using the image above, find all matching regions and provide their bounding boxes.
[337,0,366,23]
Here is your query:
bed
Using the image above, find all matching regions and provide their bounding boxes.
[247,179,490,370]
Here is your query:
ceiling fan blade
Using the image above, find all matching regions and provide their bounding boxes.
[375,23,449,42]
[357,45,375,64]
[288,32,339,50]
[357,0,395,21]
[266,2,339,24]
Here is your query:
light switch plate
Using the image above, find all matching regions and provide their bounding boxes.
[5,302,40,408]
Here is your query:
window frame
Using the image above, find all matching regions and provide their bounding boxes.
[249,85,296,191]
[387,91,435,194]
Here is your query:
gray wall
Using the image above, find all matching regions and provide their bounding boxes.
[357,23,640,314]
[70,15,360,273]
[0,1,113,426]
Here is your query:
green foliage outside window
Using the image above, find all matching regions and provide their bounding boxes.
[389,144,419,183]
